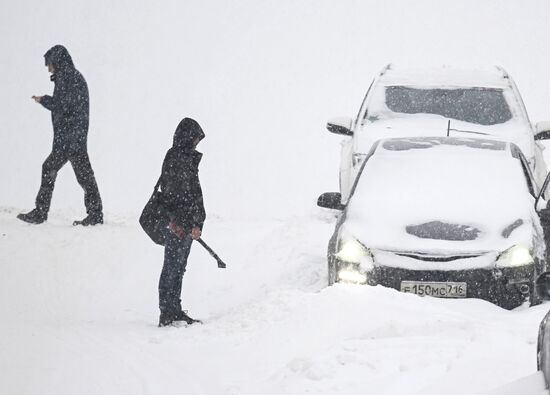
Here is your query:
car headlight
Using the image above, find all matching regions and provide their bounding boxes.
[497,244,534,267]
[336,239,367,262]
[335,238,374,284]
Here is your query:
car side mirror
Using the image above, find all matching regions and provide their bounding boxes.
[317,192,345,210]
[535,121,550,140]
[537,272,550,300]
[326,117,353,137]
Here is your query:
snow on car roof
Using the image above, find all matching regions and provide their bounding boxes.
[345,136,535,256]
[378,65,511,89]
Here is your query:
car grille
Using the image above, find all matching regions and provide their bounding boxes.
[393,251,484,262]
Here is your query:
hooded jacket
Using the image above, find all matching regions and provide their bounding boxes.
[160,118,206,230]
[40,45,90,153]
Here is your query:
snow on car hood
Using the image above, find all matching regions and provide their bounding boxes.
[344,138,536,255]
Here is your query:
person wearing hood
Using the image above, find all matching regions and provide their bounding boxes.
[17,45,103,226]
[158,117,206,327]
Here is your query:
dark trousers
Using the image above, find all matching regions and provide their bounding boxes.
[35,150,102,215]
[159,227,193,315]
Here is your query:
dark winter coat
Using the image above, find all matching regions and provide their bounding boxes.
[160,118,206,230]
[40,45,90,153]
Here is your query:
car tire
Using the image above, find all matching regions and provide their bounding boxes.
[493,286,524,310]
[530,283,542,307]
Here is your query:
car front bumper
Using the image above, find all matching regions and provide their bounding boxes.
[334,258,535,309]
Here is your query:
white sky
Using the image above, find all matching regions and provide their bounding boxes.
[1,0,550,219]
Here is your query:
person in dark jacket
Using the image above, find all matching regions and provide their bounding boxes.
[17,45,103,226]
[158,117,206,327]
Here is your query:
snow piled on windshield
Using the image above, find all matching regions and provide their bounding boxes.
[355,116,536,176]
[365,82,522,127]
[345,139,536,254]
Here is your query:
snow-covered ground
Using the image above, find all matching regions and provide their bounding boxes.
[0,208,548,394]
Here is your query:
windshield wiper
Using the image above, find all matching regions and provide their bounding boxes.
[449,128,489,136]
[446,119,489,136]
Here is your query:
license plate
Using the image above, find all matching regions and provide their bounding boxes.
[400,281,467,298]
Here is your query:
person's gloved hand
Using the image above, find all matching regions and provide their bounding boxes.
[191,227,202,240]
[168,221,186,239]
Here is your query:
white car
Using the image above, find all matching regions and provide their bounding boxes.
[328,65,550,202]
[537,308,550,389]
[318,136,550,309]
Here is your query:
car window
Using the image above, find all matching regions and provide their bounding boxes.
[374,86,513,126]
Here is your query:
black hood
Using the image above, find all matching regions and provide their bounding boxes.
[44,45,74,70]
[173,118,205,149]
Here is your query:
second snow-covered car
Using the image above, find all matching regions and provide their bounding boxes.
[327,65,550,202]
[537,307,550,388]
[318,136,549,309]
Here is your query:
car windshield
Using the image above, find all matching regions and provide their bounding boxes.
[368,86,513,126]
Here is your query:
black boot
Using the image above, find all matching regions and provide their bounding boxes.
[158,311,201,327]
[174,310,202,325]
[73,213,103,226]
[158,312,175,327]
[17,209,47,224]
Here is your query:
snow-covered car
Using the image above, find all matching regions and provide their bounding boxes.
[318,136,550,309]
[328,65,550,203]
[537,307,550,389]
[535,270,550,388]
